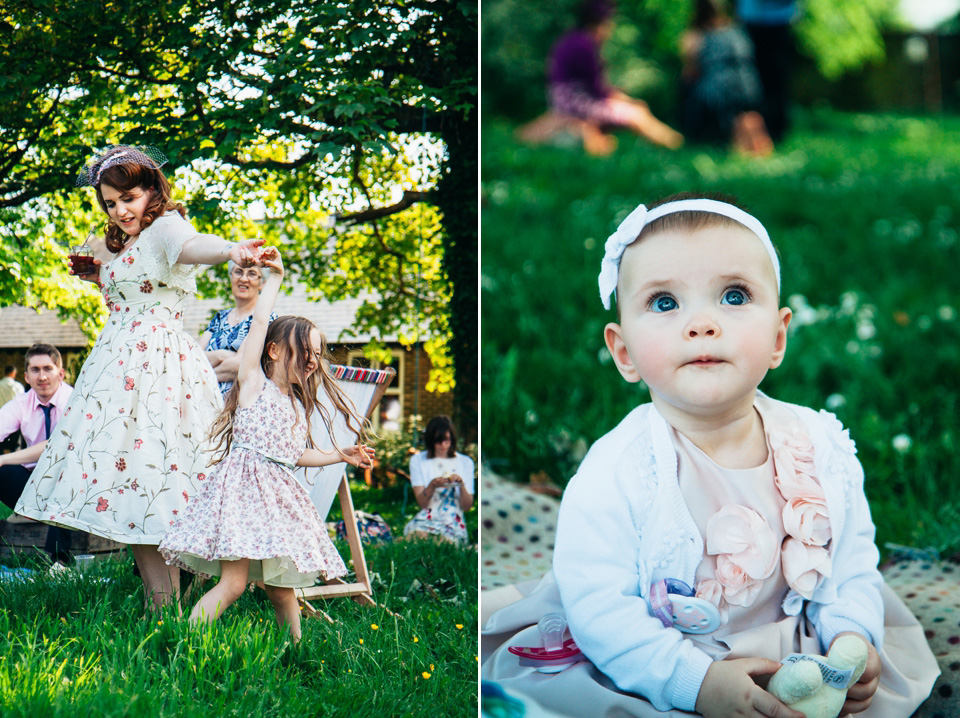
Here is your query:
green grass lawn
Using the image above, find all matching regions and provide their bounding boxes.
[0,480,478,716]
[482,108,960,557]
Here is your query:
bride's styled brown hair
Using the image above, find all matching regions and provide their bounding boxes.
[92,151,185,253]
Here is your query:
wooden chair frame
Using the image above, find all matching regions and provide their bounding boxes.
[296,366,396,609]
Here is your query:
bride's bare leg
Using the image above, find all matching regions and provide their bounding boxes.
[132,544,181,613]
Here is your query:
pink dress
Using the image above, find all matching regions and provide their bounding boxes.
[160,379,346,588]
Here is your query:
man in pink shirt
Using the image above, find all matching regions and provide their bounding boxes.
[0,344,75,564]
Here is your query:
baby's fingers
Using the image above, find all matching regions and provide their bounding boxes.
[752,691,806,718]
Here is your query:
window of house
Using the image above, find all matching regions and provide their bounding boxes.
[346,349,404,432]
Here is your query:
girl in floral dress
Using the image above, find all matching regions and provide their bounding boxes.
[160,247,374,642]
[16,146,264,610]
[482,195,938,717]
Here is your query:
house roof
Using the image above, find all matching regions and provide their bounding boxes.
[0,283,407,350]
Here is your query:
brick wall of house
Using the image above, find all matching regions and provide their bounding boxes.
[328,344,455,431]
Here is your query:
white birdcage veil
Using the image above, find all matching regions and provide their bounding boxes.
[75,145,168,188]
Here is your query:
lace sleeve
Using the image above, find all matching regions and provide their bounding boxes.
[138,211,201,294]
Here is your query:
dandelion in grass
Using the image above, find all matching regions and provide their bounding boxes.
[456,624,463,630]
[413,636,419,643]
[892,434,912,453]
[371,623,378,630]
[359,638,364,644]
[422,671,431,679]
[825,394,846,411]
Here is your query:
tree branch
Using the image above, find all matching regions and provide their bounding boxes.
[339,190,431,225]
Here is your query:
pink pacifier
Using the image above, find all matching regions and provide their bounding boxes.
[508,613,584,673]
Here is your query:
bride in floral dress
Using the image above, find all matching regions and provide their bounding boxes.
[16,146,264,609]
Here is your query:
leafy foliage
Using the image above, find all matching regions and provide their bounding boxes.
[0,0,477,414]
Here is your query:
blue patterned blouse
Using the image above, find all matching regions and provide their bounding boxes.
[204,308,279,396]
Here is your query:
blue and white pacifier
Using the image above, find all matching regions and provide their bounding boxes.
[649,579,722,634]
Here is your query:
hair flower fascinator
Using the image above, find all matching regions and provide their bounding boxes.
[76,145,168,188]
[597,198,781,310]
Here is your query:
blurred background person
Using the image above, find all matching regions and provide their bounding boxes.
[736,0,798,142]
[518,0,684,154]
[680,0,773,155]
[403,416,475,543]
[0,364,25,454]
[199,261,278,397]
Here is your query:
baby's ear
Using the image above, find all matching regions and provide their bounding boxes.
[769,307,792,369]
[604,323,643,383]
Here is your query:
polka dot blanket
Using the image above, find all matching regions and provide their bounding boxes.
[480,471,958,717]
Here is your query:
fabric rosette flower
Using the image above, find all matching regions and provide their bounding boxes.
[770,428,823,502]
[706,505,779,607]
[781,538,832,599]
[695,578,724,608]
[782,494,831,547]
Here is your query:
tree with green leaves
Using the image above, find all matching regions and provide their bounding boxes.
[0,0,477,431]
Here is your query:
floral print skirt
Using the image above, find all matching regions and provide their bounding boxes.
[160,447,347,588]
[403,486,467,543]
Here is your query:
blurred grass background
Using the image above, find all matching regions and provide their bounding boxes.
[481,108,960,557]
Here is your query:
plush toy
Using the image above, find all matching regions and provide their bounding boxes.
[767,634,869,718]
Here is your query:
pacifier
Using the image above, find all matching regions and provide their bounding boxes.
[649,579,722,634]
[507,613,584,673]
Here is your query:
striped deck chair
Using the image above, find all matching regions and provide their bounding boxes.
[294,364,396,608]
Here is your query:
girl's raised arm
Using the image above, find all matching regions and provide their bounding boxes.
[235,247,284,409]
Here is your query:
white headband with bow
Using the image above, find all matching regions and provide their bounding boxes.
[598,198,780,310]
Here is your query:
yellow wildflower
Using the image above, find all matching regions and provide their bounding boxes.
[455,624,463,630]
[413,636,419,643]
[359,638,364,645]
[371,623,379,630]
[422,671,431,680]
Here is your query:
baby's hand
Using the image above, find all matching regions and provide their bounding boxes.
[258,245,284,274]
[696,658,805,718]
[836,634,881,715]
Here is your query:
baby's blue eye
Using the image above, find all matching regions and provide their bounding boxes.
[722,288,749,306]
[650,294,678,312]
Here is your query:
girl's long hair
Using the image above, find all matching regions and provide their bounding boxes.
[208,316,369,463]
[95,160,185,253]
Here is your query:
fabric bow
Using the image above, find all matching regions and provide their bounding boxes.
[598,204,649,310]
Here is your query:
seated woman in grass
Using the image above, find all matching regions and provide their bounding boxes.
[403,416,474,544]
[482,193,938,717]
[518,0,683,155]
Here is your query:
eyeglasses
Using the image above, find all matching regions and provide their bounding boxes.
[231,268,262,281]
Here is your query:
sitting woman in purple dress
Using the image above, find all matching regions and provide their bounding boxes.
[542,0,684,154]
